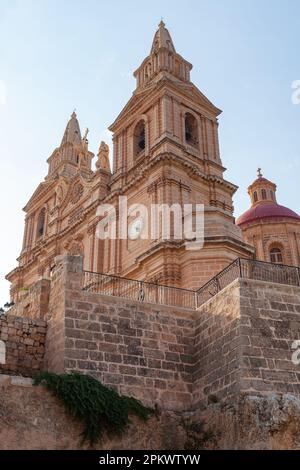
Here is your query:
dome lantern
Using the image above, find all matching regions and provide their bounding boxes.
[247,168,277,207]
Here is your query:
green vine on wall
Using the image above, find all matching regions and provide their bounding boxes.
[34,372,153,445]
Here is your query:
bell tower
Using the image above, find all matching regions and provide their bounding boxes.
[47,111,94,180]
[110,21,223,178]
[106,22,254,289]
[6,111,97,303]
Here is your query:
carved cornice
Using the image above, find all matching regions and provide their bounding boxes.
[87,221,99,236]
[203,236,255,254]
[135,240,185,266]
[111,135,226,187]
[108,151,236,203]
[147,176,191,194]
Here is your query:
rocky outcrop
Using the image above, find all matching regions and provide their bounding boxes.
[1,375,300,450]
[0,375,185,450]
[200,393,300,449]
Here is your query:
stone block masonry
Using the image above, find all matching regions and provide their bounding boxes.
[238,278,300,396]
[44,256,195,411]
[63,297,195,411]
[44,255,300,413]
[195,277,300,408]
[8,278,50,320]
[0,314,47,377]
[193,281,241,408]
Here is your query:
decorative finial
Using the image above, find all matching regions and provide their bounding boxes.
[71,109,77,118]
[257,167,263,178]
[159,19,165,28]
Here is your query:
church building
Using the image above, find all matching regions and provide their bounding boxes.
[3,25,300,448]
[6,22,300,305]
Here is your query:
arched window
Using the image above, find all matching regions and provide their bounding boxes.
[253,191,258,202]
[185,113,198,147]
[134,120,146,156]
[270,247,283,264]
[261,189,267,200]
[37,208,46,238]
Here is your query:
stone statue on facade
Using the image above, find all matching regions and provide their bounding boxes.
[96,141,111,172]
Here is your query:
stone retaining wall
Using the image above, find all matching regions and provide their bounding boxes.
[45,255,300,412]
[45,256,195,411]
[238,278,300,395]
[193,281,241,408]
[0,315,47,377]
[195,278,300,407]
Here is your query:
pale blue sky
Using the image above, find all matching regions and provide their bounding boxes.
[0,0,300,303]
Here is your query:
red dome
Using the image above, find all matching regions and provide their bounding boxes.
[236,203,300,226]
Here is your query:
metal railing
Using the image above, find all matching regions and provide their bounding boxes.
[83,271,197,309]
[197,258,300,306]
[83,259,300,310]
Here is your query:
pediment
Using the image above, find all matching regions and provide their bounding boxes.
[109,91,150,132]
[174,81,222,116]
[109,75,221,133]
[23,180,56,212]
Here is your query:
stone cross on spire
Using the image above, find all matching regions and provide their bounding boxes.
[257,168,263,178]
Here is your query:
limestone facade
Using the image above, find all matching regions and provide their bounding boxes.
[2,22,300,452]
[6,22,254,302]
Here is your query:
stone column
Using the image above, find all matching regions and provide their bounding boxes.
[44,255,83,374]
[22,217,29,251]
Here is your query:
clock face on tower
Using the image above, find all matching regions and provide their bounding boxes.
[128,218,143,240]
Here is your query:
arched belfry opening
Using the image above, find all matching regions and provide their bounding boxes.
[134,120,146,156]
[185,113,198,148]
[37,208,46,238]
